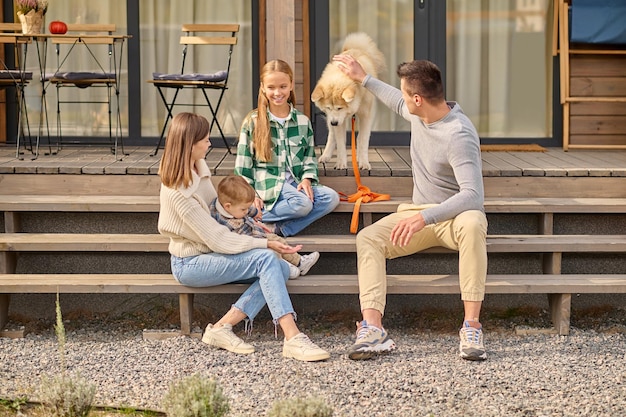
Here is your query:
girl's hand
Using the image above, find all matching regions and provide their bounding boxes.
[297,178,314,201]
[268,240,302,254]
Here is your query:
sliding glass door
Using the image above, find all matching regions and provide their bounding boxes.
[312,0,555,145]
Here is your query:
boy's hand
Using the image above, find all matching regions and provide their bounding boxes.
[256,221,273,234]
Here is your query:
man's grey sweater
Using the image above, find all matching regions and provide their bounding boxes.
[362,75,484,225]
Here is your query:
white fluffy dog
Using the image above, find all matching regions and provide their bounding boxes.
[311,32,385,170]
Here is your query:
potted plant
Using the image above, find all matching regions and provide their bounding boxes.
[15,0,49,34]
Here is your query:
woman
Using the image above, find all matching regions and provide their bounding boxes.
[235,59,339,237]
[158,112,329,362]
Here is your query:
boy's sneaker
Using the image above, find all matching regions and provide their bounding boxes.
[459,321,487,361]
[298,251,320,276]
[348,320,396,360]
[286,261,301,279]
[283,333,330,362]
[201,323,254,354]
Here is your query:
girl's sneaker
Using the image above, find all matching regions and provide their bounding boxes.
[298,251,320,275]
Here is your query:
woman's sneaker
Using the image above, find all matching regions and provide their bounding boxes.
[298,251,320,276]
[283,333,330,362]
[201,323,255,354]
[348,320,396,360]
[459,321,487,361]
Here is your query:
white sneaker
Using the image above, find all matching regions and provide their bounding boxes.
[201,323,254,354]
[298,251,320,276]
[286,261,300,279]
[283,333,330,362]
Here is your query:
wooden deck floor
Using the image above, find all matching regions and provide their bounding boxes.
[1,145,626,178]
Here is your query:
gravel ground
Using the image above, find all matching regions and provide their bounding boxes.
[1,307,625,417]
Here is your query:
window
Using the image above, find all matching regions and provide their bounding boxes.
[328,0,413,132]
[139,1,252,138]
[24,1,128,138]
[447,0,553,138]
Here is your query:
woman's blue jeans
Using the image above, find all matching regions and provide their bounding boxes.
[261,180,340,237]
[170,248,294,323]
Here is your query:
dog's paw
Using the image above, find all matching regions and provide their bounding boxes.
[318,154,331,164]
[334,161,348,170]
[358,161,371,171]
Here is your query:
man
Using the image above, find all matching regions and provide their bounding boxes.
[333,56,488,361]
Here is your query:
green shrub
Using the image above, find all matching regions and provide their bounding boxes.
[267,396,334,417]
[0,396,28,412]
[39,373,96,417]
[162,373,230,417]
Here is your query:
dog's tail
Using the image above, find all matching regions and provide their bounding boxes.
[341,32,386,76]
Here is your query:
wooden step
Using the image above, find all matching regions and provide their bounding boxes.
[2,233,626,253]
[1,273,625,295]
[2,195,626,213]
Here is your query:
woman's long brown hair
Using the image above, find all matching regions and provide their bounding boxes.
[158,112,210,189]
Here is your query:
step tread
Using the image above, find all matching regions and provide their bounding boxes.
[1,273,625,294]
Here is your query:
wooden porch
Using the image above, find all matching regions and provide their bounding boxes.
[0,144,625,199]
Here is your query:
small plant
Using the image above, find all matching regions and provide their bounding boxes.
[39,373,96,417]
[0,396,28,412]
[39,293,96,417]
[267,396,334,417]
[14,0,49,15]
[162,373,230,417]
[54,292,67,369]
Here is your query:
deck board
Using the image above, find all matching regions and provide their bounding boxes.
[1,145,626,179]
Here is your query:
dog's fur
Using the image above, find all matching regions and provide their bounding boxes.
[311,33,385,170]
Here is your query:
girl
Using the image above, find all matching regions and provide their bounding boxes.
[235,59,339,237]
[158,112,329,362]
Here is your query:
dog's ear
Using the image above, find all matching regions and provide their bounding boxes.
[311,84,324,103]
[342,85,357,103]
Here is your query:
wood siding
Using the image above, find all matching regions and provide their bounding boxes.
[262,0,310,117]
[568,54,626,147]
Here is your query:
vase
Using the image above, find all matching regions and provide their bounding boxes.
[17,10,45,35]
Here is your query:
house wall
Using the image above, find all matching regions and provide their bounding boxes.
[0,6,5,143]
[567,54,626,147]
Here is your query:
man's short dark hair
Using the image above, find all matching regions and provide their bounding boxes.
[397,60,444,102]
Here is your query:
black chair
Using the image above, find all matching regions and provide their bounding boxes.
[148,24,239,156]
[48,23,127,159]
[0,23,35,159]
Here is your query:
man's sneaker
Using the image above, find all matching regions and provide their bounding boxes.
[201,323,255,354]
[283,333,330,362]
[459,321,487,361]
[348,320,396,360]
[298,251,320,276]
[286,261,301,279]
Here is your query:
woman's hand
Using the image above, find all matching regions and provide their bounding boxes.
[268,240,302,254]
[297,178,314,201]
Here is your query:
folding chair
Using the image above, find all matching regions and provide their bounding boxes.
[148,23,239,156]
[48,24,127,159]
[0,23,34,159]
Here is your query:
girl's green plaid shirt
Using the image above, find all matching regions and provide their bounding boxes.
[235,106,319,211]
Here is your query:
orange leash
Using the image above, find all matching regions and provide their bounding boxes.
[339,116,390,233]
